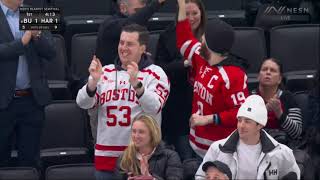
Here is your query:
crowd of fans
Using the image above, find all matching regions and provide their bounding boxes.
[1,0,319,179]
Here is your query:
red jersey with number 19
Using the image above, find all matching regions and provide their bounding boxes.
[76,58,170,171]
[176,19,249,157]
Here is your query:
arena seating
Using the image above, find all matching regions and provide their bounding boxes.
[270,24,319,92]
[40,101,91,169]
[231,27,267,91]
[0,0,319,180]
[0,167,40,180]
[47,34,71,100]
[45,163,95,180]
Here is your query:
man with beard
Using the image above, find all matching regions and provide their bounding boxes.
[176,0,249,158]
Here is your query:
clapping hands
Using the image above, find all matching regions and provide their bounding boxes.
[87,55,103,91]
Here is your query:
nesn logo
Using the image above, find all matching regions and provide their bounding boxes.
[247,107,252,112]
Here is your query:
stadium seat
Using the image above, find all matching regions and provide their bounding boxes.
[207,10,247,26]
[23,0,47,7]
[147,31,161,61]
[156,0,176,13]
[203,0,242,10]
[231,27,267,91]
[232,27,267,74]
[40,100,90,168]
[70,32,97,95]
[63,15,111,62]
[254,3,311,31]
[46,34,71,100]
[50,0,112,16]
[204,0,246,26]
[270,24,320,92]
[284,70,317,92]
[71,33,97,80]
[45,163,95,180]
[0,167,39,180]
[149,0,247,29]
[147,13,175,31]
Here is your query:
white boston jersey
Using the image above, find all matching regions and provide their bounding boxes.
[76,63,170,170]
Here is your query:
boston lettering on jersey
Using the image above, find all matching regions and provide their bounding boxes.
[98,88,139,106]
[194,81,213,106]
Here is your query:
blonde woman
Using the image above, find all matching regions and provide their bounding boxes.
[114,114,183,180]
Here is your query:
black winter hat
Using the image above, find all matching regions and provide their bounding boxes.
[204,18,235,55]
[202,160,232,179]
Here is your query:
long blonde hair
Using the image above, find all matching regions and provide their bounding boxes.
[120,114,162,176]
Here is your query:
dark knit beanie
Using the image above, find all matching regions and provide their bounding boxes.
[205,18,235,55]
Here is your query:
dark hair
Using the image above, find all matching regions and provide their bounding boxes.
[186,0,207,40]
[260,57,284,74]
[175,0,207,40]
[259,57,286,89]
[121,23,149,46]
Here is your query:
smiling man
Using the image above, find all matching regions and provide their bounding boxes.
[195,95,301,180]
[76,24,169,180]
[96,0,166,65]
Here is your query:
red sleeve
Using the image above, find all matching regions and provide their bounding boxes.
[218,67,249,127]
[176,19,206,75]
[176,19,194,50]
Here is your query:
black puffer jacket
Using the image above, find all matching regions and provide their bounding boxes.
[114,142,183,180]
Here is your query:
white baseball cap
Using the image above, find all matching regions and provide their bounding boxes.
[237,95,268,126]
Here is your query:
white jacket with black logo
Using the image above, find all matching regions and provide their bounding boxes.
[195,130,300,179]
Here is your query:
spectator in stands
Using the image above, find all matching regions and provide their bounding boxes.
[90,0,166,144]
[176,0,249,158]
[76,24,170,180]
[0,0,56,168]
[195,95,301,179]
[252,58,303,144]
[96,0,166,65]
[254,58,313,180]
[201,160,232,180]
[114,114,183,180]
[155,0,206,161]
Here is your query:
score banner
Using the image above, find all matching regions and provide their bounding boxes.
[19,7,61,31]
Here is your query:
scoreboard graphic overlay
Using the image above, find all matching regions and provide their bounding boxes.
[19,7,61,31]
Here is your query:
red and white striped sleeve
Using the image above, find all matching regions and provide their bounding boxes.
[138,65,170,122]
[176,19,206,73]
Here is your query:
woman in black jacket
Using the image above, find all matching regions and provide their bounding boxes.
[155,0,207,161]
[114,114,183,180]
[252,58,303,142]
